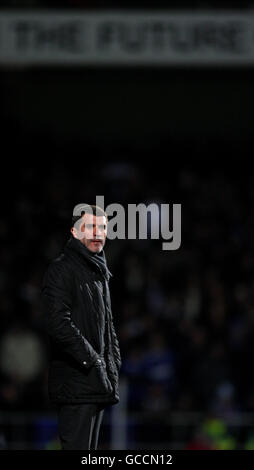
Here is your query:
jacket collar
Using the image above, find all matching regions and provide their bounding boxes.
[64,236,112,281]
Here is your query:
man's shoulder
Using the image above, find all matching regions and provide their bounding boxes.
[45,253,73,278]
[52,253,67,266]
[41,254,75,294]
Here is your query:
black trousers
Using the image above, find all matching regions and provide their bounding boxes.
[56,403,105,450]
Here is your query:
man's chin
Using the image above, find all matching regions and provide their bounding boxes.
[88,242,103,253]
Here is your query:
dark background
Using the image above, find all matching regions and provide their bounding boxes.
[1,0,254,450]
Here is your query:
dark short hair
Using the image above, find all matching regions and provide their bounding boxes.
[71,204,108,228]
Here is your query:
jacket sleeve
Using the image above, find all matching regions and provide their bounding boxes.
[111,319,122,372]
[106,284,122,371]
[104,282,122,371]
[41,260,99,369]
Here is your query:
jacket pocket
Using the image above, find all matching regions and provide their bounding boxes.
[54,363,113,399]
[91,362,113,394]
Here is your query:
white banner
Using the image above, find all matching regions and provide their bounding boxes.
[0,10,254,66]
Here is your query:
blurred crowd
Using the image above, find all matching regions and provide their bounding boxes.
[1,0,254,451]
[0,129,254,448]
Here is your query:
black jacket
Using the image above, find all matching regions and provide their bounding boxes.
[41,236,121,406]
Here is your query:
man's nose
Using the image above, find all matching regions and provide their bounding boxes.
[94,226,103,237]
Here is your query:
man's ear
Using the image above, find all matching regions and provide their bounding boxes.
[70,227,77,238]
[71,225,84,240]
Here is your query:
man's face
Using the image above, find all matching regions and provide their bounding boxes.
[72,213,107,253]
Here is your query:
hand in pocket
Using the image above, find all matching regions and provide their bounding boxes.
[94,360,113,394]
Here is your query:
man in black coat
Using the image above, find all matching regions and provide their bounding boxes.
[41,205,121,450]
